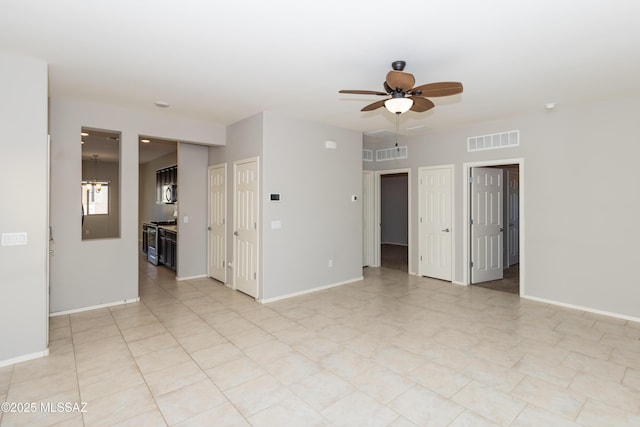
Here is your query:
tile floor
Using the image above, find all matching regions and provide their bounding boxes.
[2,262,640,426]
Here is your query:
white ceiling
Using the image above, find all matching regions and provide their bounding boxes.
[2,1,640,135]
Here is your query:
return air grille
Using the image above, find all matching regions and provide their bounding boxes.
[467,130,519,152]
[376,146,408,162]
[362,149,374,162]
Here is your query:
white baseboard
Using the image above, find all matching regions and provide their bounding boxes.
[452,280,467,286]
[50,297,140,317]
[522,294,640,324]
[176,274,208,281]
[260,276,364,304]
[0,348,49,368]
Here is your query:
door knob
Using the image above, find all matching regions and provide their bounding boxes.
[500,227,504,232]
[234,231,239,236]
[207,226,212,231]
[441,228,450,232]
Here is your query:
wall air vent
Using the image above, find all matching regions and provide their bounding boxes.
[362,149,374,162]
[467,130,519,152]
[376,146,408,162]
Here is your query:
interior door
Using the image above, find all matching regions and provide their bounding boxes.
[233,158,259,298]
[471,167,503,283]
[507,168,520,266]
[208,164,226,283]
[419,166,452,281]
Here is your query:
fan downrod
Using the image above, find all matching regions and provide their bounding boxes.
[391,60,406,71]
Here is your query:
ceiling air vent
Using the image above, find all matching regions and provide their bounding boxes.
[468,130,519,152]
[376,146,407,162]
[362,149,374,162]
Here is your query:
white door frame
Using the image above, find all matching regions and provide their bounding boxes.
[207,162,227,283]
[462,158,525,295]
[374,168,412,273]
[418,164,454,281]
[362,170,375,267]
[506,168,520,267]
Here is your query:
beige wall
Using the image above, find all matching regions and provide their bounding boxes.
[365,95,640,320]
[49,97,225,313]
[208,112,363,300]
[0,54,48,364]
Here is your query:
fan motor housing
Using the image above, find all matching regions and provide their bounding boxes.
[391,60,406,71]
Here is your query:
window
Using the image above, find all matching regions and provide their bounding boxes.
[81,182,110,215]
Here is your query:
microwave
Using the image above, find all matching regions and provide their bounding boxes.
[162,184,177,204]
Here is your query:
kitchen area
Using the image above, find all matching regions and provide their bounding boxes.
[139,138,179,273]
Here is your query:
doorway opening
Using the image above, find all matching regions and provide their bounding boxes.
[463,159,523,295]
[138,137,178,279]
[376,170,410,272]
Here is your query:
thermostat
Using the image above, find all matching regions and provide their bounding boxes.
[270,193,280,201]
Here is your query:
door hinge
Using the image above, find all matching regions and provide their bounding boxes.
[420,255,423,261]
[254,222,257,229]
[470,261,474,267]
[222,218,225,225]
[253,272,257,280]
[469,176,474,184]
[420,217,422,223]
[470,218,474,225]
[222,260,225,267]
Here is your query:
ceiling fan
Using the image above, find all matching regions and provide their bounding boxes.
[339,60,463,114]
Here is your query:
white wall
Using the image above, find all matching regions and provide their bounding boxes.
[49,97,225,313]
[365,95,640,319]
[261,112,363,300]
[0,54,48,363]
[176,143,209,279]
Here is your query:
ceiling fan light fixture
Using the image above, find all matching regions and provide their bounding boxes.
[385,97,413,114]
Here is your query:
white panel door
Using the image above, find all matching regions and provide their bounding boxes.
[471,167,503,283]
[507,168,520,266]
[233,159,259,298]
[208,164,226,283]
[419,166,452,281]
[362,171,375,267]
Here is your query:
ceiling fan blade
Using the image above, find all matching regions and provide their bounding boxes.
[339,89,388,96]
[386,71,415,91]
[410,82,463,97]
[410,97,435,113]
[361,99,387,112]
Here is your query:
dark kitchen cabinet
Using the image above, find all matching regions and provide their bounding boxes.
[164,230,177,271]
[155,226,177,271]
[156,165,177,203]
